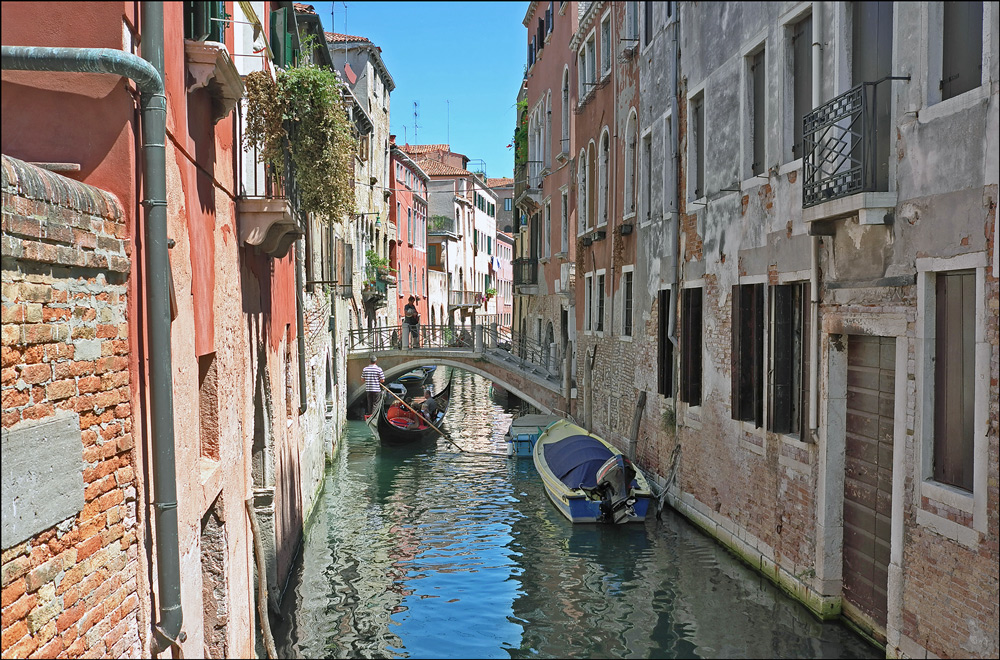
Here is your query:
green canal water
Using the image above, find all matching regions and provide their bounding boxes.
[272,369,878,659]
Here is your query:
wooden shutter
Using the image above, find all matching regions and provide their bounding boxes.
[771,285,794,432]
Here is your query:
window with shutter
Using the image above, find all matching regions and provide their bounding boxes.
[731,284,764,427]
[769,282,808,435]
[680,288,703,405]
[658,289,674,397]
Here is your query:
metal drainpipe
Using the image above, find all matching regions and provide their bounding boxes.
[808,2,824,437]
[667,15,680,371]
[295,239,308,414]
[1,1,184,650]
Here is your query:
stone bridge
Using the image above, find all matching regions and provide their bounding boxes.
[346,344,570,415]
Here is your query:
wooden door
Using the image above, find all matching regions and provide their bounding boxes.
[843,334,894,634]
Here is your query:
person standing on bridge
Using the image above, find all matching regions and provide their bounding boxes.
[362,355,385,418]
[403,295,420,349]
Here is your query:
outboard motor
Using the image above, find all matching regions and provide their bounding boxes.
[595,455,638,524]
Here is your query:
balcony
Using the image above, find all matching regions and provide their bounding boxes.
[237,123,302,258]
[513,257,538,286]
[428,215,459,239]
[802,81,897,227]
[448,290,482,309]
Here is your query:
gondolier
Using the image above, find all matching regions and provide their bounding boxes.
[362,355,385,417]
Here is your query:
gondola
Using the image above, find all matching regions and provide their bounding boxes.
[377,378,452,445]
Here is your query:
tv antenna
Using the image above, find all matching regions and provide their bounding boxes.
[413,101,420,142]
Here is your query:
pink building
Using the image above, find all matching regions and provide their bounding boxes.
[389,137,430,331]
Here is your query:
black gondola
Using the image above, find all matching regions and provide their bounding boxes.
[377,378,452,445]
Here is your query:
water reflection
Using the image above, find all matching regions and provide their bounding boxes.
[273,369,877,659]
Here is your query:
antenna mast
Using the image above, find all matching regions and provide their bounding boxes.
[413,101,420,142]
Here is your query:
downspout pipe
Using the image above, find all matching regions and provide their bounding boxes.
[667,14,680,362]
[808,2,824,437]
[2,2,184,650]
[295,239,308,414]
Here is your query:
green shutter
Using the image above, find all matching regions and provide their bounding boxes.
[186,1,211,41]
[271,7,287,66]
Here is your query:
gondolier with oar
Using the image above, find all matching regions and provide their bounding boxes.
[362,355,385,418]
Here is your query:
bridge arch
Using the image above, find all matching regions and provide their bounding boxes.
[346,353,563,415]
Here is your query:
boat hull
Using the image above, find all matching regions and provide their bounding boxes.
[533,419,652,524]
[377,380,451,445]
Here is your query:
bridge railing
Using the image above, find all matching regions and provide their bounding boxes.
[484,326,561,378]
[347,323,475,354]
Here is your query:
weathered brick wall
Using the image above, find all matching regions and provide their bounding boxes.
[1,156,143,658]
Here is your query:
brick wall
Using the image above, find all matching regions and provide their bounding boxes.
[1,156,143,658]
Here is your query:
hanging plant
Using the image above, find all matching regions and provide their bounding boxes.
[244,63,356,222]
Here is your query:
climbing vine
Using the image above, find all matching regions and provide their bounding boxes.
[513,97,529,168]
[244,62,356,222]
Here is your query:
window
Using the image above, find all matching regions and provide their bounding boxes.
[941,1,983,100]
[407,207,413,243]
[596,272,605,332]
[643,1,653,47]
[691,94,705,198]
[790,14,813,160]
[624,111,638,216]
[770,282,809,435]
[627,1,639,40]
[658,289,675,397]
[544,202,552,257]
[750,48,766,176]
[586,35,597,87]
[504,198,512,212]
[578,50,587,99]
[732,284,764,427]
[601,14,612,76]
[584,274,593,331]
[560,191,569,253]
[561,67,570,152]
[577,151,588,233]
[598,130,610,226]
[642,131,653,221]
[546,1,553,34]
[664,116,675,213]
[622,269,634,337]
[680,287,703,405]
[933,271,975,490]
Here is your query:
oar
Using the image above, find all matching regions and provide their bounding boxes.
[379,382,470,453]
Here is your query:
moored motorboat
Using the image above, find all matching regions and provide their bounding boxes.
[378,379,452,445]
[395,368,429,392]
[533,419,652,524]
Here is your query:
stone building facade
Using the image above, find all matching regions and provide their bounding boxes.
[519,2,999,657]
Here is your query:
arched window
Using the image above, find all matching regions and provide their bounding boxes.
[587,142,596,232]
[598,129,610,227]
[624,110,638,217]
[577,151,588,234]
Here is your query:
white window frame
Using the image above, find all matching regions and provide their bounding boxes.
[686,83,707,203]
[594,268,606,336]
[924,1,992,112]
[543,199,552,258]
[600,10,613,78]
[740,33,768,184]
[559,186,569,255]
[577,150,588,235]
[640,126,654,226]
[583,272,594,333]
[620,265,635,340]
[623,108,638,220]
[597,127,610,228]
[914,251,990,547]
[779,4,812,169]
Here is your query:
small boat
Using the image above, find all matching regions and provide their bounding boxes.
[505,414,563,458]
[395,368,429,391]
[378,379,452,445]
[533,419,652,524]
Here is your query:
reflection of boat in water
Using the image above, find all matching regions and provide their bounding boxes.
[378,379,452,445]
[533,419,652,524]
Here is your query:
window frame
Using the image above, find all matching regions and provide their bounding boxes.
[914,252,990,545]
[731,282,765,428]
[679,285,703,407]
[621,266,634,339]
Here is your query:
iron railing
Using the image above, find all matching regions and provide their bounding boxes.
[513,257,538,286]
[346,323,563,380]
[448,289,481,307]
[802,77,903,208]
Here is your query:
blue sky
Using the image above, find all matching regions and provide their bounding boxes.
[311,1,528,179]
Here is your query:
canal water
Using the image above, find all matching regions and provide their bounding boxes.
[272,369,878,659]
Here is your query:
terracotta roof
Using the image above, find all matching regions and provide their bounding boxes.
[293,3,317,15]
[414,158,470,177]
[401,144,450,155]
[325,32,370,44]
[486,177,514,188]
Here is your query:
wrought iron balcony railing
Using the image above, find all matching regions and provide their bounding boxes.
[802,78,904,208]
[513,257,538,286]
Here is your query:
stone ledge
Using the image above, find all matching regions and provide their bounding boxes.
[1,156,123,222]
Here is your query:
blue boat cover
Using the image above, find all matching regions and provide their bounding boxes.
[545,435,614,490]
